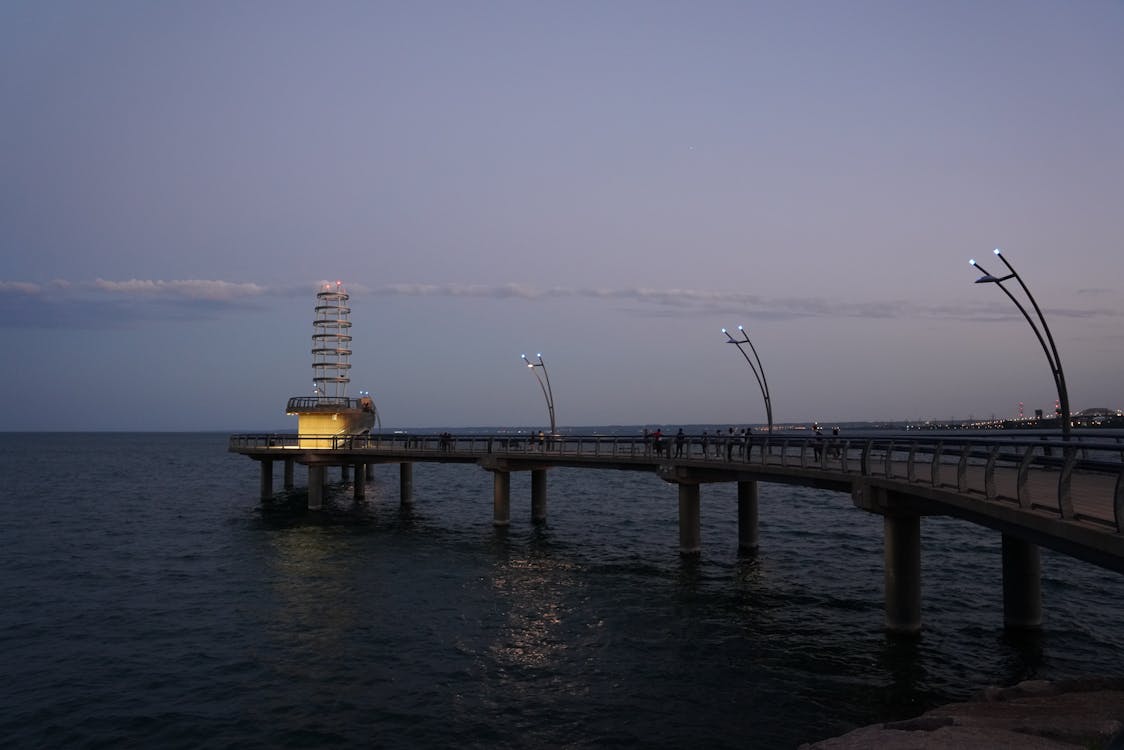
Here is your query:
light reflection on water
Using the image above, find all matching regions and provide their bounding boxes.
[488,553,574,670]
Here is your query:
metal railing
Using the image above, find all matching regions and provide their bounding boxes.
[284,396,365,412]
[229,432,1124,532]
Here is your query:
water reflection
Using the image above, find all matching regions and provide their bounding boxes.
[486,546,579,670]
[258,486,369,672]
[733,554,763,586]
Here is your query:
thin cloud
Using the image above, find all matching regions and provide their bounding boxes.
[0,281,43,295]
[0,278,268,301]
[0,277,275,328]
[368,282,1120,322]
[91,278,268,301]
[0,277,1118,329]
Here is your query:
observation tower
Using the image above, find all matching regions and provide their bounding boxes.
[286,281,376,447]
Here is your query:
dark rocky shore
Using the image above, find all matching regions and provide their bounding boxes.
[802,678,1124,749]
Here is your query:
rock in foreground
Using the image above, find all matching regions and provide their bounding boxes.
[801,678,1124,749]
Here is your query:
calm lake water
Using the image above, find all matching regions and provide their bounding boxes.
[3,431,1123,748]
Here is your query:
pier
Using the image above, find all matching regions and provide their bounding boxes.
[230,431,1124,635]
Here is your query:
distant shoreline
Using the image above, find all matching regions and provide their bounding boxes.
[3,420,1123,435]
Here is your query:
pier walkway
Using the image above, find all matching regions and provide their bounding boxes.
[230,431,1124,634]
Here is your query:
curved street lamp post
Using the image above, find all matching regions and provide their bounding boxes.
[521,353,556,435]
[722,326,773,434]
[969,248,1071,438]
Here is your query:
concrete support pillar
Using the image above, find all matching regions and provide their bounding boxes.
[1002,534,1042,630]
[493,471,511,527]
[283,459,294,490]
[308,465,325,511]
[399,462,414,506]
[340,464,350,482]
[678,483,701,555]
[531,469,548,524]
[737,480,759,553]
[259,459,273,500]
[365,463,374,481]
[884,513,922,635]
[353,463,365,500]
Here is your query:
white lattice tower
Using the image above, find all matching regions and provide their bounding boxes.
[311,281,352,399]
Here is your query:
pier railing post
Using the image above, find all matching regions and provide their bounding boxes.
[957,445,970,492]
[1058,447,1077,518]
[930,443,942,488]
[1114,466,1124,533]
[984,446,999,500]
[1016,446,1034,508]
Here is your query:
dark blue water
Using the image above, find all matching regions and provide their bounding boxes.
[3,432,1123,748]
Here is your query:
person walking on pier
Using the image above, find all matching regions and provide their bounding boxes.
[651,428,664,456]
[674,428,685,458]
[701,431,710,459]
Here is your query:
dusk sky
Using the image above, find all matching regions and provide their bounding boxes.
[2,1,1122,431]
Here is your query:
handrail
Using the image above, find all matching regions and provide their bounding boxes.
[229,431,1124,530]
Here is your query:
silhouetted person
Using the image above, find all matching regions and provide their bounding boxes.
[675,428,685,457]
